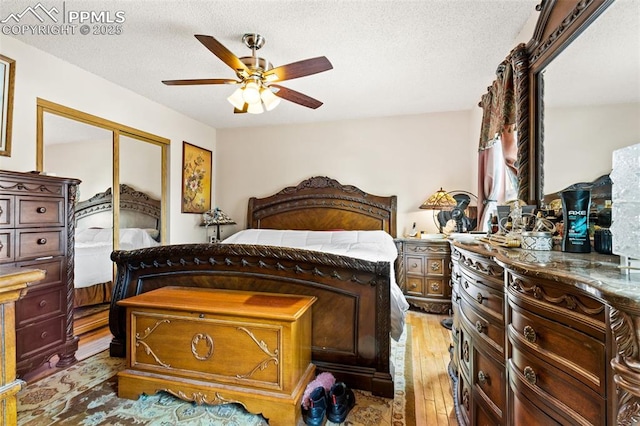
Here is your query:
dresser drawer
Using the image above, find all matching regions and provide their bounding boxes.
[508,299,606,393]
[473,344,505,417]
[16,314,66,360]
[0,194,13,227]
[18,257,63,289]
[507,271,606,338]
[460,297,504,355]
[455,246,504,284]
[0,229,14,263]
[509,381,563,426]
[16,197,64,228]
[15,228,64,261]
[509,345,606,425]
[16,286,65,327]
[460,269,504,322]
[458,371,471,426]
[406,255,424,275]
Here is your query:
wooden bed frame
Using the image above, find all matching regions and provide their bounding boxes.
[109,176,398,397]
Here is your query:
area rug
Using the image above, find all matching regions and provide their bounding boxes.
[18,327,415,425]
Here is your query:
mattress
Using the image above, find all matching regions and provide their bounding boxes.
[222,229,410,340]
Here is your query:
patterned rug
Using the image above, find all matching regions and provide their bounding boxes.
[18,327,414,425]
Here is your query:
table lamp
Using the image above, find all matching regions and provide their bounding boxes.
[203,207,236,242]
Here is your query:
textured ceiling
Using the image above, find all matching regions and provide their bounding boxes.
[2,0,638,130]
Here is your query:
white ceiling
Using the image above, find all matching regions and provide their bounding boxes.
[2,0,638,130]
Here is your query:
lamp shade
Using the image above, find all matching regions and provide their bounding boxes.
[420,188,458,210]
[203,207,236,226]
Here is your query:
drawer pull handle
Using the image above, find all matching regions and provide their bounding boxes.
[430,262,440,271]
[524,366,537,385]
[0,241,3,251]
[411,262,418,268]
[41,331,48,339]
[37,207,47,214]
[478,370,489,385]
[39,300,47,308]
[37,238,47,245]
[476,293,486,304]
[463,280,469,289]
[523,325,537,343]
[475,321,486,333]
[0,206,3,215]
[431,283,440,292]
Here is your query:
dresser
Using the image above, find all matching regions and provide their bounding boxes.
[395,238,452,314]
[0,170,80,376]
[449,241,639,426]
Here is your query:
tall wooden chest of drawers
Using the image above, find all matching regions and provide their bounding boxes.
[117,287,317,426]
[396,238,452,313]
[0,170,80,376]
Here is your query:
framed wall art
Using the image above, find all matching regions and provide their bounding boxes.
[0,54,15,157]
[181,141,212,213]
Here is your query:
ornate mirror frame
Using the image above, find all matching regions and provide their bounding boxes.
[515,0,615,204]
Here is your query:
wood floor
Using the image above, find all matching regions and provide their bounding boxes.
[22,310,458,425]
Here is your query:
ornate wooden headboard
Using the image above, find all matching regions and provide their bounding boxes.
[247,176,398,237]
[75,183,161,236]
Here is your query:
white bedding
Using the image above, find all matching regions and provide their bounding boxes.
[74,228,160,289]
[222,229,410,340]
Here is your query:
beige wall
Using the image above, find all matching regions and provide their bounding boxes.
[0,35,217,243]
[217,111,480,237]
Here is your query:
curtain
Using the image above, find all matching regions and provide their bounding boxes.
[477,61,518,230]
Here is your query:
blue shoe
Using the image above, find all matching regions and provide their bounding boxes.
[327,382,355,423]
[302,386,328,426]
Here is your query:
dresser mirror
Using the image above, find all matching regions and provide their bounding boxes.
[523,0,638,204]
[541,0,639,198]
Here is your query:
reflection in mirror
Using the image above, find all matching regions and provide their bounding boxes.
[43,113,116,311]
[543,0,640,197]
[37,99,169,340]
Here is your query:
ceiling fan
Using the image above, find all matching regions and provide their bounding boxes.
[162,33,333,114]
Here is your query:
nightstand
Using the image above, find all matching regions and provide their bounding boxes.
[395,238,452,314]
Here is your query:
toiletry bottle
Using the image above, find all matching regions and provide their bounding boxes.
[561,189,592,253]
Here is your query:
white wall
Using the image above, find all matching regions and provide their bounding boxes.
[217,111,479,238]
[545,103,640,194]
[0,35,217,243]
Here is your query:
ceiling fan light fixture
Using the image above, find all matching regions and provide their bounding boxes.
[246,101,264,114]
[227,87,245,110]
[242,81,261,104]
[260,87,281,111]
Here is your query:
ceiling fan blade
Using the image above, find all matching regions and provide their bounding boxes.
[264,56,332,82]
[195,34,249,74]
[270,84,323,109]
[162,78,239,86]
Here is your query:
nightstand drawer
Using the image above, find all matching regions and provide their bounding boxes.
[16,197,65,228]
[406,255,424,275]
[405,276,423,296]
[425,257,445,275]
[426,278,445,296]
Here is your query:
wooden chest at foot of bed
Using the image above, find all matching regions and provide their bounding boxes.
[117,287,316,426]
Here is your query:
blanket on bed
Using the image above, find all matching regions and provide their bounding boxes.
[222,229,410,340]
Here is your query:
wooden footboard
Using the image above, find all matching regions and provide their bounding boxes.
[109,243,394,397]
